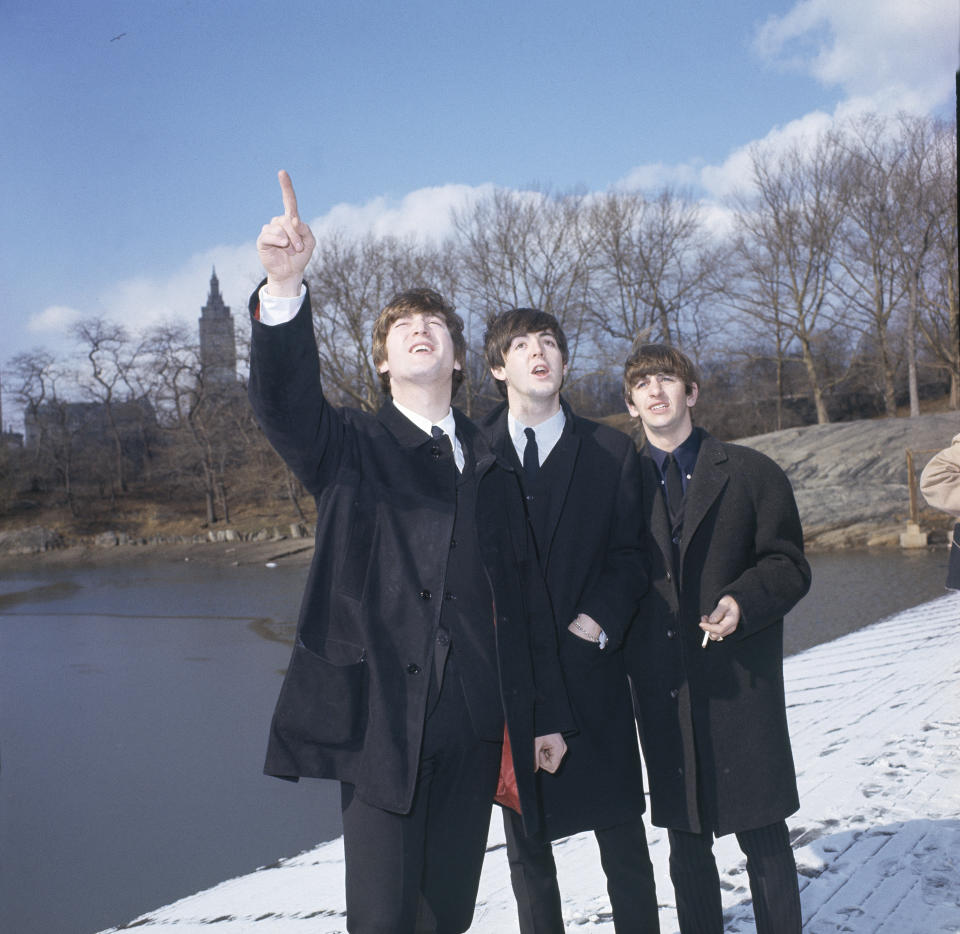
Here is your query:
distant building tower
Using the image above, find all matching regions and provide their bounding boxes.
[198,267,237,389]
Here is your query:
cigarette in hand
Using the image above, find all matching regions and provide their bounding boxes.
[701,630,710,648]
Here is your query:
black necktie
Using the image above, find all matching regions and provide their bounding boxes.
[523,427,539,482]
[431,425,453,457]
[664,454,684,529]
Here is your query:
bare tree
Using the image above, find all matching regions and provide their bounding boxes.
[885,115,950,415]
[911,119,959,408]
[305,231,461,411]
[585,187,723,357]
[833,114,910,415]
[142,325,241,524]
[72,317,143,496]
[8,350,83,513]
[726,132,849,424]
[452,187,594,400]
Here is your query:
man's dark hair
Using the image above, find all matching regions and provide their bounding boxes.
[622,341,700,404]
[483,308,569,399]
[372,288,466,399]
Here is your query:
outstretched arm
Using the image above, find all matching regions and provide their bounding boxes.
[256,170,317,297]
[248,171,342,495]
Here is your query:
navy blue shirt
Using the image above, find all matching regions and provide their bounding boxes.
[648,427,703,509]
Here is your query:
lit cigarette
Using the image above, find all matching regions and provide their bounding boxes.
[701,631,710,648]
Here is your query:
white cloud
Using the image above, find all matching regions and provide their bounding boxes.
[27,304,83,334]
[96,242,264,338]
[616,161,705,193]
[93,183,498,340]
[99,0,953,347]
[617,0,955,216]
[699,108,837,198]
[754,0,958,113]
[312,183,496,242]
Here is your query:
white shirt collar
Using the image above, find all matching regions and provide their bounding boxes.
[507,406,566,467]
[392,399,464,472]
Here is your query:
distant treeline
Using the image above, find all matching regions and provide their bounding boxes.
[2,111,956,525]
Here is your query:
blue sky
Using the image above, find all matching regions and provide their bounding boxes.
[1,0,956,423]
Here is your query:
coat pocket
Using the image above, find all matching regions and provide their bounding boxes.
[275,639,367,746]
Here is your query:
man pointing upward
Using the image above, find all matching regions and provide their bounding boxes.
[249,171,571,933]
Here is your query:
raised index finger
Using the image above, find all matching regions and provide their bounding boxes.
[278,169,299,219]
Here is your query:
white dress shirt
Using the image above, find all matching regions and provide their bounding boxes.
[392,400,465,473]
[506,407,566,467]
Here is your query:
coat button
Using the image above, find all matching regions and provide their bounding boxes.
[431,446,441,459]
[666,629,676,639]
[672,534,681,545]
[436,631,450,646]
[444,591,456,601]
[669,688,680,699]
[665,571,672,581]
[419,590,432,601]
[406,663,421,675]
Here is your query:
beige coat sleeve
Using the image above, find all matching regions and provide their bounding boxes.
[920,432,960,516]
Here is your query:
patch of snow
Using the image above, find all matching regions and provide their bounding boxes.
[99,594,960,933]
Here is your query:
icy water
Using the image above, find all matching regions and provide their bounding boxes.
[0,546,951,934]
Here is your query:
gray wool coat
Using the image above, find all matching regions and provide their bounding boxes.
[625,429,811,836]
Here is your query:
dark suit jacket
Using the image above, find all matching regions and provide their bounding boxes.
[625,429,811,837]
[482,400,648,839]
[248,286,572,837]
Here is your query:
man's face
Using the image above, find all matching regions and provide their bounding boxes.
[490,330,567,403]
[626,372,698,440]
[378,312,460,389]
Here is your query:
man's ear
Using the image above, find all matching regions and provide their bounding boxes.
[686,383,699,407]
[454,359,462,372]
[378,360,390,374]
[490,365,506,383]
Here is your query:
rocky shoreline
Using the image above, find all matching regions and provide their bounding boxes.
[0,524,317,570]
[2,411,956,567]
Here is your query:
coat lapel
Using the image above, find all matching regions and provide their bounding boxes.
[376,398,433,451]
[482,403,519,472]
[678,434,729,567]
[541,411,580,568]
[451,410,489,470]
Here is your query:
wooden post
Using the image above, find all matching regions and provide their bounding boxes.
[907,449,918,525]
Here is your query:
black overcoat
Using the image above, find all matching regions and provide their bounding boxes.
[482,401,648,840]
[248,288,572,838]
[625,430,811,837]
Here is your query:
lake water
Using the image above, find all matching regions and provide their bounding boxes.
[0,545,952,934]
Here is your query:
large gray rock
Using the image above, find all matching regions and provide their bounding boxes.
[737,412,959,548]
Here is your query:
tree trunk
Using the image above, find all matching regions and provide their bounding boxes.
[907,273,921,417]
[800,337,831,424]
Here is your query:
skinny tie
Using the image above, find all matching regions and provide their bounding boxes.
[664,454,684,529]
[523,427,539,482]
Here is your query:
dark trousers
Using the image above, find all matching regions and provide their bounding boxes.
[340,657,502,934]
[667,821,801,934]
[504,807,660,933]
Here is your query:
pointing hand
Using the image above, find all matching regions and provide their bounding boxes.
[256,170,317,297]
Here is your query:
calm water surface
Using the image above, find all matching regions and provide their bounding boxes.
[0,545,951,934]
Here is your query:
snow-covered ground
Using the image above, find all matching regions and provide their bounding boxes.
[100,594,960,933]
